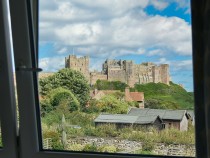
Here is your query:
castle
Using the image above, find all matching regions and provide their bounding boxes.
[65,55,170,87]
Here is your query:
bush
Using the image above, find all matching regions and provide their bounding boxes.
[94,80,128,91]
[98,145,117,153]
[43,131,64,150]
[67,143,84,151]
[142,140,155,151]
[39,68,90,108]
[83,143,98,152]
[95,124,119,137]
[49,87,80,112]
[98,95,129,114]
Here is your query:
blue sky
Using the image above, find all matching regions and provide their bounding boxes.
[38,0,193,91]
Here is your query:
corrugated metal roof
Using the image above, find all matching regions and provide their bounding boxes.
[94,114,138,124]
[128,108,186,121]
[94,114,160,125]
[127,108,150,115]
[162,110,186,120]
[135,115,161,124]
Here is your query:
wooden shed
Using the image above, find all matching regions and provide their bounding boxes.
[94,114,163,130]
[128,108,190,131]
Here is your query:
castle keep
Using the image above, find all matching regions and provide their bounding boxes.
[65,55,170,87]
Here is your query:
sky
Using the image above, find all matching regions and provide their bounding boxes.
[38,0,193,92]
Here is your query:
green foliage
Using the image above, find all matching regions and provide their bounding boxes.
[67,143,84,151]
[97,95,129,114]
[40,98,53,116]
[42,110,62,126]
[94,80,128,91]
[119,127,195,145]
[83,143,98,152]
[134,82,194,109]
[39,68,90,108]
[49,88,80,112]
[0,135,2,147]
[145,98,180,109]
[84,99,101,113]
[142,140,155,151]
[98,145,117,153]
[82,143,117,153]
[94,124,119,137]
[43,131,64,150]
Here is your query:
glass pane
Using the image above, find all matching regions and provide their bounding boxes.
[38,0,195,156]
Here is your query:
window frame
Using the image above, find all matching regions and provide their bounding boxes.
[7,0,210,158]
[0,0,18,158]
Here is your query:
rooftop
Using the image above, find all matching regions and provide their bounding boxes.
[94,114,162,125]
[128,108,187,121]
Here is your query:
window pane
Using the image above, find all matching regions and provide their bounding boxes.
[38,0,195,156]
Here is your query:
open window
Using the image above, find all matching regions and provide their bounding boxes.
[0,0,18,157]
[1,0,209,158]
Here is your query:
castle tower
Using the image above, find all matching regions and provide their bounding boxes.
[152,66,161,83]
[160,64,170,85]
[65,55,90,81]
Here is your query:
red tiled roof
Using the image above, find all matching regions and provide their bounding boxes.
[129,92,144,102]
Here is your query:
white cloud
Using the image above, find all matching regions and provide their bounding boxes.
[39,57,64,72]
[39,0,192,72]
[149,1,169,10]
[174,0,190,9]
[147,49,165,56]
[172,60,192,71]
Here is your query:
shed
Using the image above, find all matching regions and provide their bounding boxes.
[187,110,195,126]
[94,114,163,130]
[128,108,190,131]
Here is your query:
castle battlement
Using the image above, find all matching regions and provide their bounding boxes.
[65,55,170,87]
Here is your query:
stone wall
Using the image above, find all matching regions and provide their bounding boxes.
[64,137,195,157]
[154,143,195,156]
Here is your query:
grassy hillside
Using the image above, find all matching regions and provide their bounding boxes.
[133,81,194,110]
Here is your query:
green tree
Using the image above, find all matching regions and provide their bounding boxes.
[98,95,129,114]
[39,68,90,109]
[49,88,80,112]
[94,80,128,91]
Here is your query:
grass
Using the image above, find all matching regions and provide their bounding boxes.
[134,82,194,110]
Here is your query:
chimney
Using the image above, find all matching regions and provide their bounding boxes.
[125,87,130,101]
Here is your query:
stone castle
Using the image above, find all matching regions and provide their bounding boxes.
[65,55,170,87]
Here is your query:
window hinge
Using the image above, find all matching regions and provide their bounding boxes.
[16,66,42,72]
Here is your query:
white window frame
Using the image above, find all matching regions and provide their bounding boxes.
[2,0,210,158]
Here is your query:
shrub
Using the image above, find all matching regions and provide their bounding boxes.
[142,140,155,151]
[98,95,129,114]
[98,145,117,153]
[39,68,90,108]
[83,143,98,152]
[95,124,119,137]
[67,143,84,151]
[94,80,128,91]
[43,131,64,150]
[49,87,80,112]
